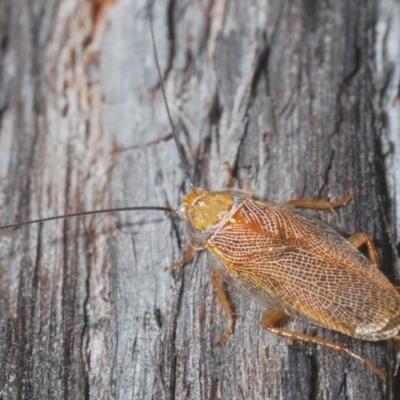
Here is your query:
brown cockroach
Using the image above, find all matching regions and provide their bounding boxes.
[1,2,399,381]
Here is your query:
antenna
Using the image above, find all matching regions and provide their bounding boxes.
[0,2,189,231]
[147,0,194,189]
[0,206,177,230]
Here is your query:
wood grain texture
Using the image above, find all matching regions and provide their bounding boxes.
[1,0,400,399]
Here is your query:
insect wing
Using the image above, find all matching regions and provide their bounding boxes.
[205,249,286,313]
[207,198,400,340]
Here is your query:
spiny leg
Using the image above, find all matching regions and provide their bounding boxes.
[348,232,380,267]
[211,270,237,347]
[165,245,195,271]
[260,309,386,378]
[285,191,355,210]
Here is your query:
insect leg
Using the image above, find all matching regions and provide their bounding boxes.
[223,161,235,189]
[285,191,355,210]
[260,310,386,378]
[211,270,237,347]
[348,232,380,267]
[164,245,195,271]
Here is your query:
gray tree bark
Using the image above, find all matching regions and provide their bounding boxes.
[1,0,400,399]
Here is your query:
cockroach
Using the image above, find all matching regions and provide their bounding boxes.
[1,1,399,381]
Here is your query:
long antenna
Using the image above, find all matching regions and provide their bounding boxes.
[0,2,189,231]
[0,206,177,230]
[147,0,194,189]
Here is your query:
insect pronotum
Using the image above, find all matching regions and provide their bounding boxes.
[1,0,398,387]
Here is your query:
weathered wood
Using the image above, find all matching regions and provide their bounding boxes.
[1,0,400,398]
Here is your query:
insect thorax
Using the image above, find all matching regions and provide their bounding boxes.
[180,190,248,250]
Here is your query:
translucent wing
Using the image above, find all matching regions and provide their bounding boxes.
[207,198,400,340]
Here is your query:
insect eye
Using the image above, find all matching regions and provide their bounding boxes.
[178,203,185,218]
